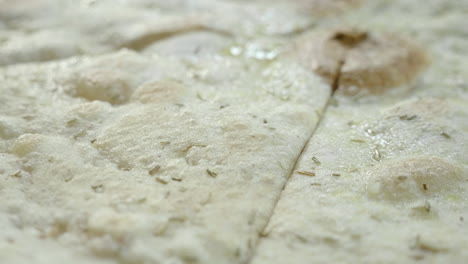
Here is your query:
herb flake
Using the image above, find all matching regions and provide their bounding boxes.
[297,171,316,177]
[399,114,417,121]
[372,147,382,162]
[206,169,218,178]
[171,176,182,182]
[441,132,451,139]
[312,157,321,165]
[183,144,207,152]
[156,177,168,184]
[149,165,161,175]
[91,184,104,193]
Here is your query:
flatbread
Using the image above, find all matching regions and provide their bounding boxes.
[251,96,468,263]
[0,0,467,263]
[0,0,367,66]
[251,1,468,263]
[0,49,330,263]
[0,0,212,65]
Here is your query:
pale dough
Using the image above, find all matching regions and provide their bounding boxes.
[0,50,330,263]
[0,0,467,263]
[251,1,468,263]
